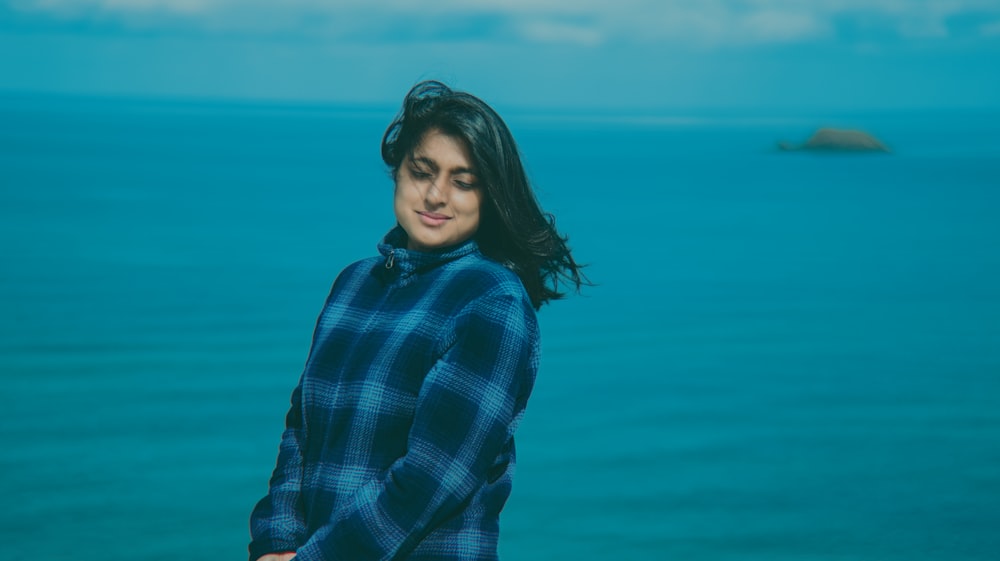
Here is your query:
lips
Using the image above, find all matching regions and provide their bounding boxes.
[418,211,449,220]
[417,211,451,226]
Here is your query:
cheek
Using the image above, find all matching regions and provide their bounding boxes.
[394,179,415,203]
[463,192,483,236]
[458,190,483,219]
[393,182,408,219]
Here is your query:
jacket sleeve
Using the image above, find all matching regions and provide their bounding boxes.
[293,291,539,561]
[248,262,368,561]
[248,377,310,561]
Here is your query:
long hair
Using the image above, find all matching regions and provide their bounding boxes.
[382,80,587,309]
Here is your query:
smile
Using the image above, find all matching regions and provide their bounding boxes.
[417,211,451,226]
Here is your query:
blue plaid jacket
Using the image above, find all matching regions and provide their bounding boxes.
[249,227,540,561]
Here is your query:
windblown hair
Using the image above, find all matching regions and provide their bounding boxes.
[382,80,586,309]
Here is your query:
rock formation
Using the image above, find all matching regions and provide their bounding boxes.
[779,128,890,153]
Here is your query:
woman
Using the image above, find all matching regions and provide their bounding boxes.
[249,80,585,561]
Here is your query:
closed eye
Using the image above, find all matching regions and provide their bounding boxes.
[408,167,432,180]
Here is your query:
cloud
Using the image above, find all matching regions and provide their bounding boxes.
[738,10,829,42]
[516,20,604,46]
[10,0,1000,47]
[14,0,207,16]
[981,19,1000,36]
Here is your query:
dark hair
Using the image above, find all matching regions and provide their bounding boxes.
[382,80,587,309]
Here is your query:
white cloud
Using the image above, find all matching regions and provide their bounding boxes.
[739,10,829,42]
[980,19,1000,36]
[17,0,207,15]
[517,20,604,46]
[11,0,1000,47]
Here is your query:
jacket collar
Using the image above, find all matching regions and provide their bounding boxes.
[376,226,479,282]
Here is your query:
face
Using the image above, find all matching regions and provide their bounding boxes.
[394,128,483,251]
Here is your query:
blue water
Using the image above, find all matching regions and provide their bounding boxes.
[1,96,998,560]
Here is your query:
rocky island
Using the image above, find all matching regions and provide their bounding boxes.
[779,128,890,153]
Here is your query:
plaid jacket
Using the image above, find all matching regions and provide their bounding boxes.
[249,227,540,561]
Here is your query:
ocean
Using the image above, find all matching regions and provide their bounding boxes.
[1,95,998,560]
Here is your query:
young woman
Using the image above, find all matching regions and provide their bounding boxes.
[249,80,586,561]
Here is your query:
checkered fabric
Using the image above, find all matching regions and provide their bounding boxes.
[249,227,540,561]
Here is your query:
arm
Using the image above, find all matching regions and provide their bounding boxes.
[294,292,539,561]
[248,379,310,561]
[249,269,361,561]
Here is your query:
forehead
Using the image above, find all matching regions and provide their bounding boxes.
[410,129,475,171]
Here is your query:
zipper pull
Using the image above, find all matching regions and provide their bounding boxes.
[385,249,395,269]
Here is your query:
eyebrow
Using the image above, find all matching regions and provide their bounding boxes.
[411,155,477,176]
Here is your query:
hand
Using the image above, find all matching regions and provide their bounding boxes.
[258,553,296,561]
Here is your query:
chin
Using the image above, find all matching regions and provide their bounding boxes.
[407,229,469,251]
[411,236,450,251]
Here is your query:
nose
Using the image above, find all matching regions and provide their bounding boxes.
[424,176,447,206]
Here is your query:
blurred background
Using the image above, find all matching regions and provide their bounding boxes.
[1,2,998,560]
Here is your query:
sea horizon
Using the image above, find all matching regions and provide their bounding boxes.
[2,94,998,560]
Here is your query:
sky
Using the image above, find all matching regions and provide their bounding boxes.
[1,0,999,112]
